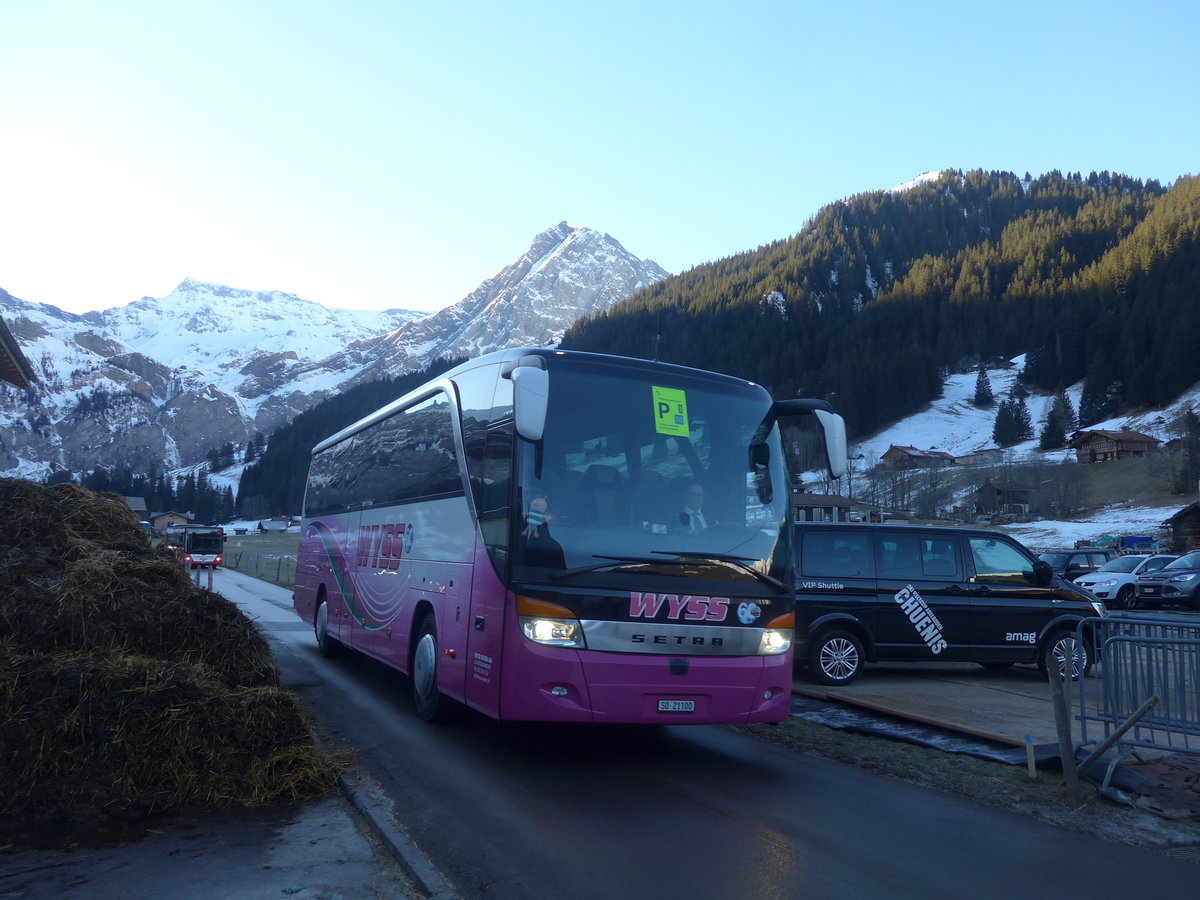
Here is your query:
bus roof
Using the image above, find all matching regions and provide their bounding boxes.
[310,348,767,456]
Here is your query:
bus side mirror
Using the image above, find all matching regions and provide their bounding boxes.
[512,366,549,441]
[813,409,848,478]
[1032,560,1053,586]
[775,399,847,479]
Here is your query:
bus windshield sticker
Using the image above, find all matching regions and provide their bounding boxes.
[652,386,689,437]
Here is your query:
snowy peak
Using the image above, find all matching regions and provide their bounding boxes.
[343,223,670,382]
[888,171,945,193]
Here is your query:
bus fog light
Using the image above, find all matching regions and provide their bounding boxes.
[551,686,569,697]
[758,628,792,655]
[520,616,585,648]
[763,688,774,700]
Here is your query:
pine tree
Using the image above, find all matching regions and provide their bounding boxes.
[972,365,995,407]
[1015,396,1033,441]
[1038,390,1075,450]
[992,399,1016,446]
[1039,415,1066,450]
[1051,390,1077,434]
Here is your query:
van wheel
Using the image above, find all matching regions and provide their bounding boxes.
[1038,630,1091,681]
[1113,585,1135,610]
[314,596,341,658]
[809,629,864,686]
[412,612,450,722]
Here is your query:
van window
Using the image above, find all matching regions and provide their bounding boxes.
[802,530,874,577]
[968,536,1035,584]
[877,534,962,580]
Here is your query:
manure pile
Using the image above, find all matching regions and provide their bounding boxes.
[0,479,338,847]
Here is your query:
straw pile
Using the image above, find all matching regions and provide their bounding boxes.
[0,479,338,847]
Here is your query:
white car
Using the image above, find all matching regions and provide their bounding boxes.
[1074,553,1178,609]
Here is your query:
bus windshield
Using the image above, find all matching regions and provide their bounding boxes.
[189,531,224,554]
[512,361,791,587]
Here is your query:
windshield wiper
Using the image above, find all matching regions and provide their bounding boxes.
[549,555,676,581]
[652,550,790,593]
[550,552,790,594]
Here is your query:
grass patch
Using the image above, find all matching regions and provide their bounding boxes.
[222,532,300,587]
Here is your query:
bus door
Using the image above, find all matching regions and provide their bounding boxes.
[462,415,515,719]
[872,532,968,660]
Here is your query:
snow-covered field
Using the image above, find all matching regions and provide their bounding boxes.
[1000,505,1176,552]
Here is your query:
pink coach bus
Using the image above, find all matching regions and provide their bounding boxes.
[294,349,846,724]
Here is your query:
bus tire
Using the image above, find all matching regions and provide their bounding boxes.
[808,628,864,686]
[413,612,449,722]
[1038,629,1090,681]
[314,596,341,658]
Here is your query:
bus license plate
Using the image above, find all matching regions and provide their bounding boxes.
[658,699,695,713]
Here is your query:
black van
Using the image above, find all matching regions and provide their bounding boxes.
[793,523,1105,685]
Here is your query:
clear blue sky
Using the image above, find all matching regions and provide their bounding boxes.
[1,0,1196,316]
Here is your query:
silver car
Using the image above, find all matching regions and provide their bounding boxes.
[1075,553,1178,610]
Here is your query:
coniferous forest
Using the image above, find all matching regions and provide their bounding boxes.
[560,169,1200,440]
[162,168,1200,519]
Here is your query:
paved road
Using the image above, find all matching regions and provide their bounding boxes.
[224,570,1200,899]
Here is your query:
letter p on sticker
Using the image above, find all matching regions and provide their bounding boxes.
[652,386,689,436]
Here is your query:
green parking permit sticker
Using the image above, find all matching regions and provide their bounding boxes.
[652,386,689,436]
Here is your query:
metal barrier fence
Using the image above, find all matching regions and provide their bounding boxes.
[226,551,297,588]
[1077,614,1200,765]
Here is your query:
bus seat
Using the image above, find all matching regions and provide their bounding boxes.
[584,464,628,525]
[630,471,670,527]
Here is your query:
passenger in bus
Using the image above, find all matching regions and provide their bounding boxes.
[679,483,709,534]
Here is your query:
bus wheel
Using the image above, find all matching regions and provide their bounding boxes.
[413,612,448,722]
[314,597,341,658]
[808,629,864,686]
[1038,630,1090,681]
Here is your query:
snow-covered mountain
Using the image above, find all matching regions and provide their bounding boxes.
[338,222,669,384]
[0,223,669,479]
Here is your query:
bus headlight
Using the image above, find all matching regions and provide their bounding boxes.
[758,628,792,655]
[517,595,586,648]
[520,616,585,648]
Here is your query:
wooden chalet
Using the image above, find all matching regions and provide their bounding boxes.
[954,447,1005,467]
[1163,503,1200,552]
[880,445,956,470]
[791,491,852,523]
[123,496,148,515]
[983,357,1016,370]
[149,510,193,531]
[1068,429,1160,464]
[971,477,1033,516]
